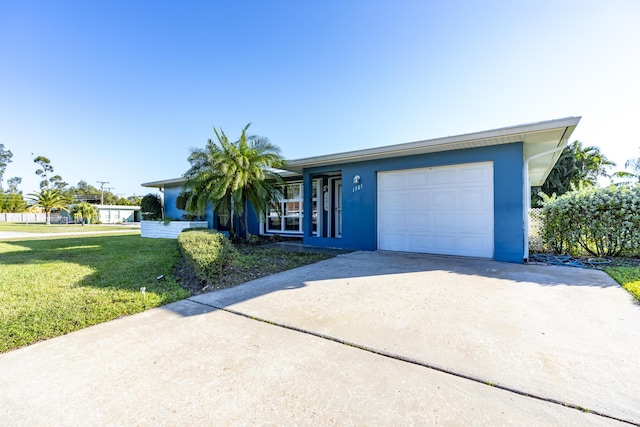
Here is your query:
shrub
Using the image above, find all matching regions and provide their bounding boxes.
[141,193,162,220]
[541,185,640,257]
[177,229,238,283]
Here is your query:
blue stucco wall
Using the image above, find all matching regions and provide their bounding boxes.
[162,185,215,229]
[301,142,525,263]
[161,184,261,234]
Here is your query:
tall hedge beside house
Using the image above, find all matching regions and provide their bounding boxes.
[541,185,640,257]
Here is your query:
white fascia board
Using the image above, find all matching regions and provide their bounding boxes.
[141,169,300,188]
[141,178,186,188]
[286,117,581,174]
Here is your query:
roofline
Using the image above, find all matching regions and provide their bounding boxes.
[141,177,186,188]
[141,170,302,189]
[286,117,581,173]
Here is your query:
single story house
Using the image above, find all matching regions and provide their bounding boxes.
[142,117,580,263]
[63,204,141,224]
[94,204,140,223]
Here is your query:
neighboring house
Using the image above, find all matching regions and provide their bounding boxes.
[142,117,580,263]
[94,205,140,223]
[64,204,141,223]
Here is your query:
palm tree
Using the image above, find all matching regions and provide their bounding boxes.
[613,148,640,184]
[71,202,98,225]
[571,140,616,186]
[183,124,285,239]
[27,189,68,225]
[533,140,616,206]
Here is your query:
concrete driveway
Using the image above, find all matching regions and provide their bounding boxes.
[1,251,638,425]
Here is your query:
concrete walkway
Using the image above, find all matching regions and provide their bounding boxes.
[1,251,638,425]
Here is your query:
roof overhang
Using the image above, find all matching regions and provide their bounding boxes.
[141,177,186,189]
[285,117,581,186]
[141,169,301,190]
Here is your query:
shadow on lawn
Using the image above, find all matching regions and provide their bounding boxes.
[0,235,181,296]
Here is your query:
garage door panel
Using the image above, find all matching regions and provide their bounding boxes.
[408,171,429,186]
[458,213,489,229]
[381,234,405,251]
[378,162,494,258]
[381,213,405,228]
[431,169,456,185]
[459,166,490,184]
[407,235,429,251]
[381,191,405,209]
[458,236,491,255]
[431,235,456,252]
[458,189,488,208]
[432,213,455,229]
[380,173,405,189]
[431,191,457,209]
[407,191,429,210]
[407,214,430,232]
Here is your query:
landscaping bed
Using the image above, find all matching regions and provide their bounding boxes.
[174,243,335,295]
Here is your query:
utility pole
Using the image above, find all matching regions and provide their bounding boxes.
[97,181,109,205]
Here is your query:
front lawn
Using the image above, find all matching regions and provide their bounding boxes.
[0,234,188,353]
[0,223,139,233]
[605,266,640,302]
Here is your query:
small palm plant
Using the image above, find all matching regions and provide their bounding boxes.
[71,202,98,225]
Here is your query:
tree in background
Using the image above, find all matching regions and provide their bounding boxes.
[532,141,616,207]
[27,189,68,225]
[70,202,98,225]
[1,177,27,212]
[34,156,68,191]
[141,193,162,220]
[613,148,640,184]
[183,123,285,239]
[127,195,142,206]
[0,144,13,190]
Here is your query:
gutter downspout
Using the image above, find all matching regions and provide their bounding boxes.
[522,128,570,262]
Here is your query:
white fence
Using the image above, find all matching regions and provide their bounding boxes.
[0,213,68,224]
[529,208,544,253]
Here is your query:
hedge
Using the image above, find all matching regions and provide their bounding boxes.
[541,185,640,257]
[177,229,238,283]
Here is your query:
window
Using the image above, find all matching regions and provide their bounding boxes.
[265,182,303,234]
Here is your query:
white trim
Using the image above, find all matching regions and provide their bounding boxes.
[286,117,581,179]
[263,181,304,235]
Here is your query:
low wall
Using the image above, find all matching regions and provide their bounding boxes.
[141,221,209,239]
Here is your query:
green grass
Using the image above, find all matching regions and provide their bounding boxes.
[0,234,189,353]
[0,223,140,233]
[605,266,640,302]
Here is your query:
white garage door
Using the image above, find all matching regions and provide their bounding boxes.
[378,162,494,258]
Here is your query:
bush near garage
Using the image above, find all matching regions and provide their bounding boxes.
[540,185,640,257]
[177,229,238,283]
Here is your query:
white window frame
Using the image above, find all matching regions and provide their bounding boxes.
[265,182,304,234]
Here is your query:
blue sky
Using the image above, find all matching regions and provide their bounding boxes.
[1,1,639,197]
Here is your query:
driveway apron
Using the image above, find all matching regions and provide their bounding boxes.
[191,251,640,424]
